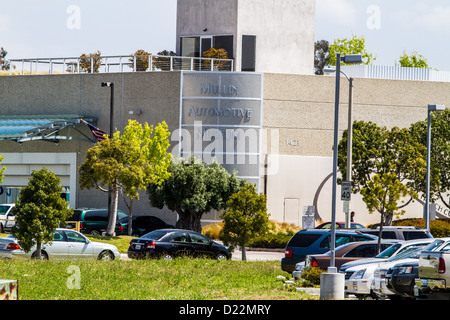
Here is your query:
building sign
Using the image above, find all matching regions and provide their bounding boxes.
[174,72,263,191]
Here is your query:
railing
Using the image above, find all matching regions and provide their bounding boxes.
[6,54,234,75]
[340,65,450,82]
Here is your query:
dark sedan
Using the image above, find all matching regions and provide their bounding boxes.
[127,229,232,261]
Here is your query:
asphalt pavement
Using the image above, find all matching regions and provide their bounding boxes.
[120,248,284,261]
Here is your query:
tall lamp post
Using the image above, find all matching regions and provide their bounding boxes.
[324,67,354,229]
[101,81,115,236]
[320,53,362,300]
[425,104,446,231]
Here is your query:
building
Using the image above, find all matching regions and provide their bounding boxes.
[0,0,449,228]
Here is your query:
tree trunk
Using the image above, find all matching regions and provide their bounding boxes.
[106,185,119,236]
[34,241,42,259]
[176,209,202,232]
[241,243,247,261]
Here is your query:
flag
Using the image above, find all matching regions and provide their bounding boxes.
[81,119,108,142]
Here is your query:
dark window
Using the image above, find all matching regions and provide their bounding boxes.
[84,210,108,221]
[241,35,256,72]
[320,235,351,249]
[403,231,430,240]
[68,210,82,221]
[287,233,322,247]
[214,35,234,59]
[142,230,169,240]
[345,244,377,257]
[170,232,188,243]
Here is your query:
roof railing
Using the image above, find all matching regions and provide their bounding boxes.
[6,54,234,75]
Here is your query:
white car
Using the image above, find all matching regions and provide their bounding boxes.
[345,238,447,299]
[340,238,435,274]
[0,204,15,233]
[0,228,120,260]
[345,246,425,299]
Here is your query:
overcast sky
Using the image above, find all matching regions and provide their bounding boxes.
[0,0,449,71]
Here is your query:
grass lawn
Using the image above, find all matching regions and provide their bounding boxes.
[0,233,317,300]
[0,258,317,300]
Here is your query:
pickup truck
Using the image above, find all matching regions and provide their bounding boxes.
[415,239,450,299]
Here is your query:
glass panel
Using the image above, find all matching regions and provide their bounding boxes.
[241,35,256,72]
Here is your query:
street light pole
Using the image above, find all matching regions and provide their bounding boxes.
[425,104,446,231]
[329,53,341,272]
[101,81,115,236]
[345,77,354,229]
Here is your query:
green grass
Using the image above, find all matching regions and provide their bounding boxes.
[0,258,317,300]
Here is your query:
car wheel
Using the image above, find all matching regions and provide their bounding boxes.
[90,230,101,236]
[31,250,49,260]
[98,250,115,261]
[216,253,228,261]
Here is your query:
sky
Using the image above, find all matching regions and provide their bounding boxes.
[1,0,449,71]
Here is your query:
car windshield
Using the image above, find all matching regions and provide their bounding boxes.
[388,247,422,261]
[0,205,11,214]
[376,243,400,258]
[141,230,168,240]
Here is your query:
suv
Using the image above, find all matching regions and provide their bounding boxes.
[281,229,377,273]
[358,226,432,241]
[68,208,128,235]
[0,204,15,233]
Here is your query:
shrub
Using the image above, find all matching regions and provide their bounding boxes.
[299,267,324,286]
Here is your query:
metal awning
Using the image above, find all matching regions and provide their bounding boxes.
[0,115,98,143]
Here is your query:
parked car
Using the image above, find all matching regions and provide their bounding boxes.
[388,238,450,300]
[305,240,397,271]
[0,204,15,233]
[281,229,377,273]
[345,245,428,299]
[128,229,232,261]
[315,222,365,229]
[358,226,432,241]
[67,208,128,235]
[117,216,175,237]
[339,238,436,274]
[0,228,120,260]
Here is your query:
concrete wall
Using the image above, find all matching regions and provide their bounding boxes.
[1,71,450,227]
[262,73,450,226]
[0,72,182,225]
[176,0,315,75]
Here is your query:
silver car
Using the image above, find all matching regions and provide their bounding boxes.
[0,228,120,260]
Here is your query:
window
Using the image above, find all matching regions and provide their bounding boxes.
[181,37,200,57]
[403,231,431,240]
[170,232,188,243]
[65,230,87,243]
[53,230,65,242]
[190,233,210,244]
[345,244,377,258]
[214,35,234,59]
[241,35,256,72]
[287,233,321,247]
[320,235,351,249]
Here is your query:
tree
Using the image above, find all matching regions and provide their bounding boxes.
[79,50,102,73]
[410,108,450,208]
[154,50,177,71]
[0,47,11,71]
[202,48,229,70]
[314,40,330,75]
[328,35,376,66]
[397,51,430,68]
[12,168,72,259]
[220,183,270,261]
[147,156,244,232]
[338,121,426,228]
[129,49,151,71]
[79,120,171,236]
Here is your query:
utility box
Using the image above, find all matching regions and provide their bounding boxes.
[0,280,18,300]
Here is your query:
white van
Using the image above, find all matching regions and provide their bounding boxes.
[0,204,15,233]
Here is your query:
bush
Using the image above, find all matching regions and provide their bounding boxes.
[203,220,301,248]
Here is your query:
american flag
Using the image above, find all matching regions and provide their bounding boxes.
[82,119,108,142]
